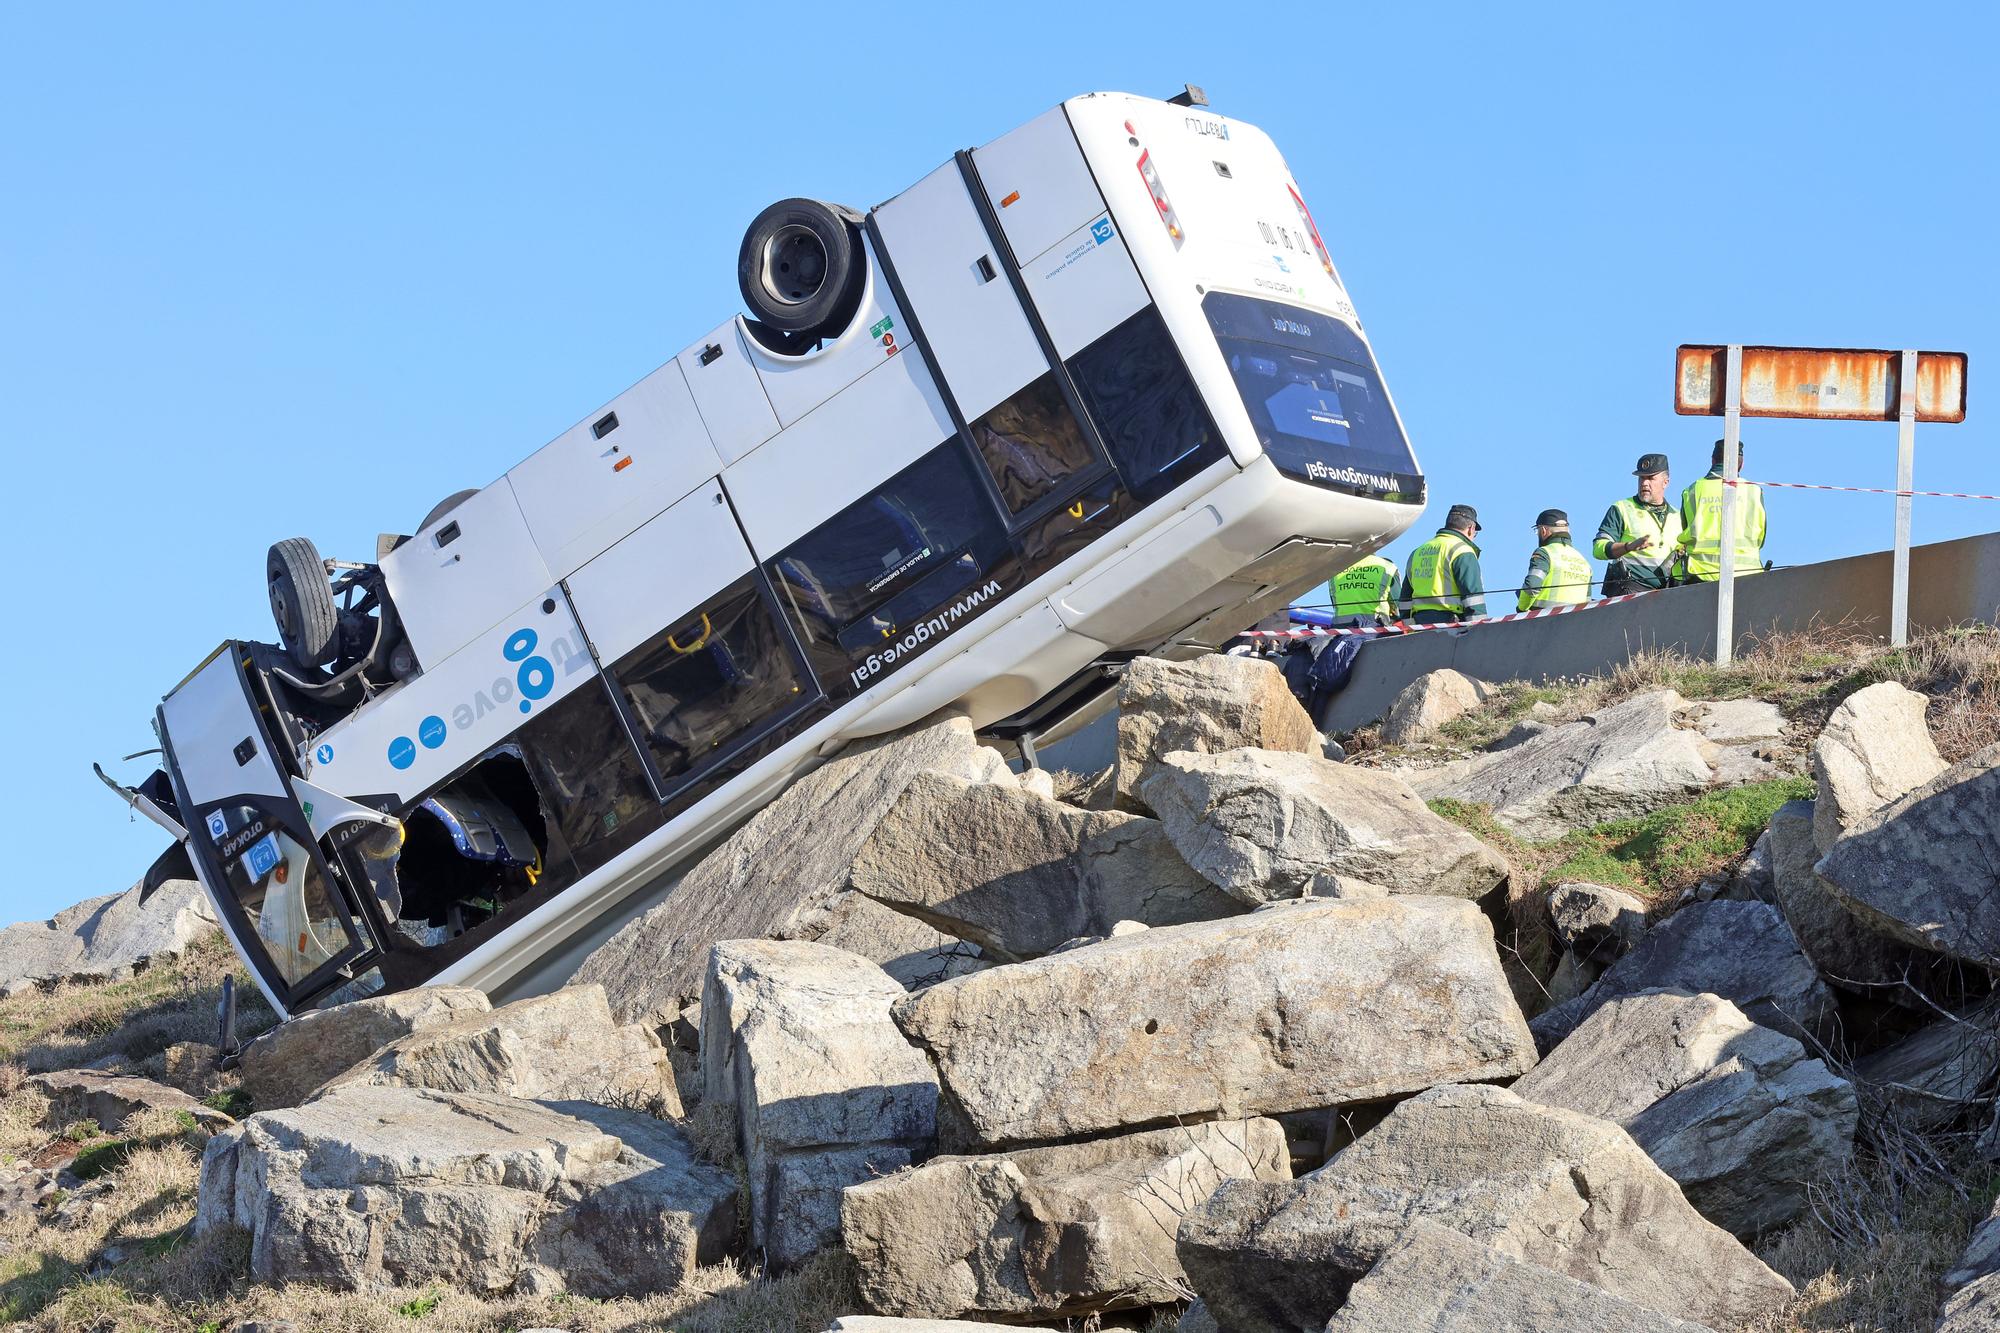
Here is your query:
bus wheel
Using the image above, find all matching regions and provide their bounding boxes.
[737,198,866,341]
[267,537,340,668]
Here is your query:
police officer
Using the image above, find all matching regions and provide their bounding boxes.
[1518,509,1594,611]
[1327,551,1400,625]
[1593,453,1684,595]
[1678,439,1767,582]
[1398,504,1486,624]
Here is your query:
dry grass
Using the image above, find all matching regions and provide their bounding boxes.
[1750,1142,1997,1333]
[1872,625,2000,764]
[1391,622,2000,768]
[0,1045,853,1332]
[12,1238,865,1331]
[0,1129,207,1324]
[1048,766,1104,807]
[0,1084,51,1162]
[682,1096,743,1173]
[0,933,276,1085]
[1594,621,2000,765]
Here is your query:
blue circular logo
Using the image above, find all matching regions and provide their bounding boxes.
[387,736,416,770]
[418,715,448,749]
[503,625,555,715]
[314,743,334,766]
[517,657,554,700]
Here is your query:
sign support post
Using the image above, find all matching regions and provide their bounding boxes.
[1715,344,1742,666]
[1674,342,1966,661]
[1892,348,1918,647]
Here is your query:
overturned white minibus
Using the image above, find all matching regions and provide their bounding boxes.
[107,88,1426,1018]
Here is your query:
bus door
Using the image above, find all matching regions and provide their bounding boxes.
[871,157,1123,545]
[159,645,381,1013]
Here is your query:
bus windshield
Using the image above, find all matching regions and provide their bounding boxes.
[1203,292,1423,504]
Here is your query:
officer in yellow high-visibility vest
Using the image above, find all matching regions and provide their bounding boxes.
[1518,509,1594,611]
[1327,552,1400,625]
[1397,504,1487,625]
[1678,439,1767,582]
[1593,452,1685,595]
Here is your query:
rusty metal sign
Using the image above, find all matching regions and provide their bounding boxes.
[1675,345,1967,423]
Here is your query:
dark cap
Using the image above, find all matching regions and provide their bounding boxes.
[1633,452,1669,477]
[1711,437,1746,465]
[1534,508,1569,528]
[1445,503,1480,532]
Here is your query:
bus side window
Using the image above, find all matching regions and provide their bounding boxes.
[767,441,1016,697]
[509,683,663,880]
[609,575,810,792]
[966,372,1095,514]
[1067,307,1225,503]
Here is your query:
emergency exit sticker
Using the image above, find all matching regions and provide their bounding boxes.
[869,316,894,339]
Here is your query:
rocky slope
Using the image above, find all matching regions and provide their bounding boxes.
[7,632,2000,1331]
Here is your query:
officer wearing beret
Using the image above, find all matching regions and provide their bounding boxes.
[1518,509,1594,611]
[1593,453,1684,596]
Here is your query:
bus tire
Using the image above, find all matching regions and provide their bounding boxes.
[737,198,866,339]
[267,537,340,668]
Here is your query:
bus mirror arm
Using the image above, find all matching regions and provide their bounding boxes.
[93,762,188,842]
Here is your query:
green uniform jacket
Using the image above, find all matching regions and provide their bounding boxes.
[1518,533,1593,611]
[1398,529,1486,623]
[1592,497,1683,590]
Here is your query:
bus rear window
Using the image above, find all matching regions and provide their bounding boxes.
[1203,291,1422,502]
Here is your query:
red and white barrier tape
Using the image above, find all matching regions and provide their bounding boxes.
[1730,477,2000,502]
[1246,589,1661,639]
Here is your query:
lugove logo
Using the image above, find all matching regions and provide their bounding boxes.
[502,628,557,714]
[383,625,564,771]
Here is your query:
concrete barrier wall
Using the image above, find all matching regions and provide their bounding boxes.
[1320,528,2000,732]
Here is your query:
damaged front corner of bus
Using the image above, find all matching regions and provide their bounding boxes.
[105,527,568,1018]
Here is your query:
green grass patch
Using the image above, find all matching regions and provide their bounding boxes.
[397,1288,444,1319]
[1424,798,1526,853]
[1432,775,1813,905]
[1553,776,1813,900]
[1433,683,1568,749]
[68,1135,137,1181]
[203,1088,253,1119]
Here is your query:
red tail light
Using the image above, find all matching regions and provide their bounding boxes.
[1288,183,1335,280]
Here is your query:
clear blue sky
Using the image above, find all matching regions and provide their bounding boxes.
[2,4,1993,926]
